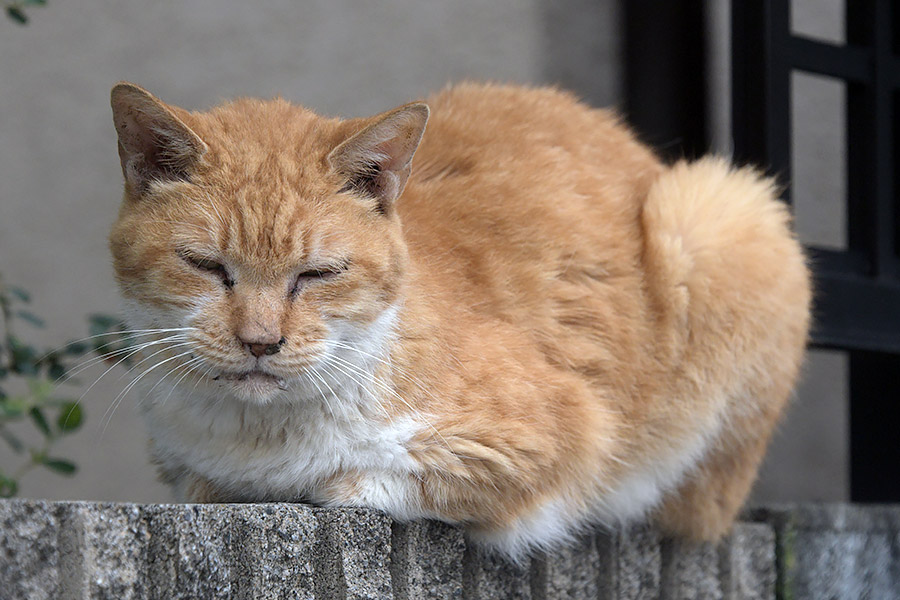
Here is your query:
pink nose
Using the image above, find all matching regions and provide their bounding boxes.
[240,336,285,358]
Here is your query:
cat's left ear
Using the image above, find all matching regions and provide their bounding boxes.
[328,102,429,213]
[110,82,208,194]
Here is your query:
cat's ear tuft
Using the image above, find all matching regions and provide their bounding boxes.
[110,82,208,193]
[328,102,429,213]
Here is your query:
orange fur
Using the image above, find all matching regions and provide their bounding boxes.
[108,82,811,556]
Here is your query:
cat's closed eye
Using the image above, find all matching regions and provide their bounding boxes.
[291,266,345,295]
[180,251,234,288]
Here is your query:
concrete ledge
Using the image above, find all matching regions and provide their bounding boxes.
[1,501,894,599]
[749,504,900,599]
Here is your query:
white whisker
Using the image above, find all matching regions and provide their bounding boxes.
[318,356,391,420]
[113,341,195,384]
[38,327,196,363]
[75,335,190,405]
[191,362,216,394]
[101,349,196,436]
[63,333,188,385]
[306,367,340,421]
[317,338,445,405]
[160,356,207,406]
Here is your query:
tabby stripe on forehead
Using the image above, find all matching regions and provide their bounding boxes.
[270,193,290,252]
[236,199,251,253]
[285,201,307,257]
[215,201,232,250]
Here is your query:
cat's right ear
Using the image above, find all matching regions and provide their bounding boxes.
[110,82,207,193]
[328,102,429,214]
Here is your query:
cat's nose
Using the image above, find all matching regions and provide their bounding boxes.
[241,336,286,358]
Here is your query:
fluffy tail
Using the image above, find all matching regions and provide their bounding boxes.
[640,157,811,539]
[641,157,810,362]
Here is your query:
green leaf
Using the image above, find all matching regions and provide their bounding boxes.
[0,397,26,418]
[42,457,76,475]
[7,286,30,302]
[14,361,37,376]
[16,309,45,328]
[0,475,18,498]
[5,6,27,24]
[29,407,51,436]
[23,0,47,5]
[57,402,82,432]
[63,341,89,356]
[9,337,37,374]
[27,378,54,401]
[88,314,121,336]
[48,363,66,381]
[0,428,24,453]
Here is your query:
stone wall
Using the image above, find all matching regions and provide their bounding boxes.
[4,501,895,599]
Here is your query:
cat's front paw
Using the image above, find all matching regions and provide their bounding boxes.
[317,470,423,520]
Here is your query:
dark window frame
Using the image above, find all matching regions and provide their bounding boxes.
[626,0,900,501]
[732,0,900,502]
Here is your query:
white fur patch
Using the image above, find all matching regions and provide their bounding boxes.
[594,405,726,526]
[472,495,578,560]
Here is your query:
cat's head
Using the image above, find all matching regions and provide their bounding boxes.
[108,83,428,404]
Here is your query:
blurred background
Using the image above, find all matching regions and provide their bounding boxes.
[0,0,852,504]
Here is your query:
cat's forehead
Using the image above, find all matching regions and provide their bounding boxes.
[186,98,342,168]
[170,183,350,273]
[170,101,348,263]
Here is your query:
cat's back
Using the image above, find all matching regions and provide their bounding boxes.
[399,83,662,320]
[394,83,670,405]
[396,82,809,415]
[411,82,660,186]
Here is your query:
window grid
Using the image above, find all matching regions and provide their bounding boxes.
[733,0,900,354]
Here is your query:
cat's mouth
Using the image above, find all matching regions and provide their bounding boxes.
[213,369,287,389]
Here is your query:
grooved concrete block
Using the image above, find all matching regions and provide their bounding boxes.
[9,500,898,600]
[595,531,618,600]
[392,520,465,599]
[537,533,602,599]
[752,504,900,600]
[466,549,533,600]
[788,531,894,599]
[0,499,60,600]
[142,504,178,600]
[319,508,393,600]
[232,504,318,600]
[167,504,238,599]
[752,505,900,600]
[615,525,662,600]
[659,538,721,600]
[753,503,900,532]
[723,524,775,600]
[144,504,322,600]
[58,502,149,600]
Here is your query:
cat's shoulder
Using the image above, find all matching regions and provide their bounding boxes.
[427,81,585,110]
[425,82,620,128]
[415,82,630,171]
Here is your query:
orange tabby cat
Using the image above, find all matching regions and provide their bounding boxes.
[108,81,810,557]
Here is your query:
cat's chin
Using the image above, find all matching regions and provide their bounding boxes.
[213,370,288,404]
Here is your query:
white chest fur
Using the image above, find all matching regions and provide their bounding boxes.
[141,370,424,502]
